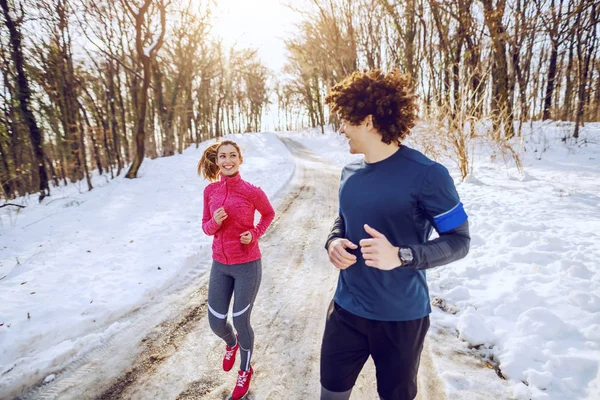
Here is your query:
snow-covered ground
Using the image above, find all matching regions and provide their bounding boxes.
[287,122,600,400]
[0,133,295,397]
[2,123,599,400]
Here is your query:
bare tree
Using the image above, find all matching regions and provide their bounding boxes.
[573,1,598,138]
[1,0,49,200]
[122,0,168,179]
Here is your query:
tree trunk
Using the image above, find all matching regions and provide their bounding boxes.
[215,97,224,138]
[153,66,176,156]
[0,63,18,198]
[107,60,123,175]
[78,99,103,175]
[116,63,131,162]
[1,0,49,201]
[543,39,559,120]
[574,3,597,139]
[563,35,575,120]
[124,0,166,179]
[77,114,93,191]
[0,129,16,198]
[481,0,515,139]
[404,0,416,80]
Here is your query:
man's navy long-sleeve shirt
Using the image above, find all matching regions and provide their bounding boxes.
[328,145,469,321]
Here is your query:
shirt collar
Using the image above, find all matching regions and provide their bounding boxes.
[220,172,242,184]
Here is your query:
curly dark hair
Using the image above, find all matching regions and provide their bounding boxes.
[325,69,418,145]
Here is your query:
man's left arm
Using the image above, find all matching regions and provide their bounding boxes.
[402,163,470,270]
[402,220,470,270]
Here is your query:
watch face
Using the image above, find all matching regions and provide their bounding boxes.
[400,248,413,262]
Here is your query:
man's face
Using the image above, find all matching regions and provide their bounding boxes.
[339,118,368,154]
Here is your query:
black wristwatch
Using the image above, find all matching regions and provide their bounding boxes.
[398,247,414,266]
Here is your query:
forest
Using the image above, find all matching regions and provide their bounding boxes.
[1,0,598,200]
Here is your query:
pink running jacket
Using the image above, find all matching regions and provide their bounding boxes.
[202,173,275,265]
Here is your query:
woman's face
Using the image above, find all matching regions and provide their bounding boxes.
[216,144,242,176]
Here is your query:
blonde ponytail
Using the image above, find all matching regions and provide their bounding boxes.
[198,143,221,181]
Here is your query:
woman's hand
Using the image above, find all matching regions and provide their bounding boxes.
[240,231,253,245]
[213,207,228,225]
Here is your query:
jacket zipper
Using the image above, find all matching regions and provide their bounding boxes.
[221,180,229,264]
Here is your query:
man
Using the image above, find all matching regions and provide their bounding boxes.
[321,69,470,400]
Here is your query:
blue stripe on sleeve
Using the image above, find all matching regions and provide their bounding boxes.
[434,202,468,232]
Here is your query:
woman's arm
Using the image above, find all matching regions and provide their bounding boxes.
[250,187,275,242]
[202,187,221,236]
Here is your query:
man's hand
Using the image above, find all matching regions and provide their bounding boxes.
[359,224,401,270]
[328,238,358,270]
[213,207,228,225]
[240,231,253,245]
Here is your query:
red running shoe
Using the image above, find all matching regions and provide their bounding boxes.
[231,366,253,400]
[222,336,239,372]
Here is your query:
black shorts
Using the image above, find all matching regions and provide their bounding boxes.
[320,301,430,400]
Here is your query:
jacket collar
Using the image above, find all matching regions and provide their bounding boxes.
[219,172,242,185]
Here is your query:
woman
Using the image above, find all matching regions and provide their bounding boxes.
[199,139,275,400]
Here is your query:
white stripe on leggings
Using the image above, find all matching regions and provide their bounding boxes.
[232,303,251,317]
[240,344,251,371]
[240,348,251,371]
[208,304,227,319]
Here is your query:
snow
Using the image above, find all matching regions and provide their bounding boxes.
[279,126,362,166]
[456,307,496,347]
[0,132,294,397]
[286,122,600,400]
[1,122,600,399]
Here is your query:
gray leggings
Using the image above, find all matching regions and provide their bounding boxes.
[208,259,262,371]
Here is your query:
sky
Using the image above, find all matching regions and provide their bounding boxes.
[207,0,301,73]
[202,0,305,130]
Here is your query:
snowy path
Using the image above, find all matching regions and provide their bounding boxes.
[20,138,446,400]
